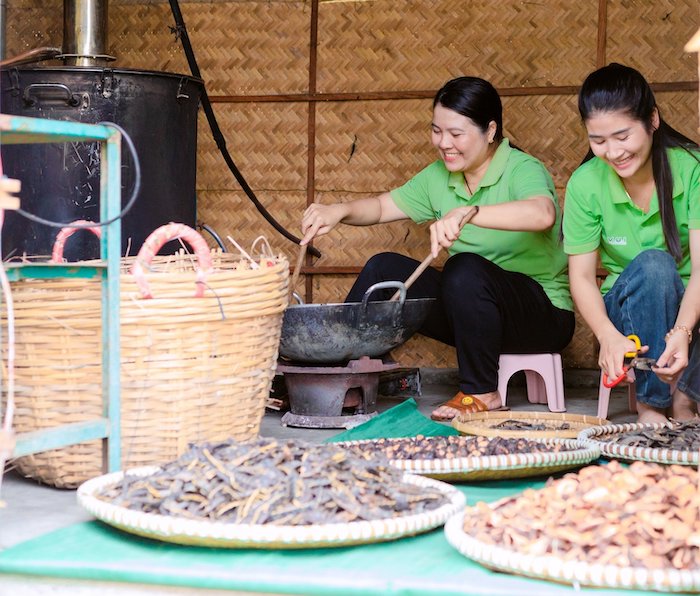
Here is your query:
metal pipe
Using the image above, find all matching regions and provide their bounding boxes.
[63,0,110,66]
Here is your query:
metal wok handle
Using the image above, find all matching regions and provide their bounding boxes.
[23,83,81,107]
[358,281,406,328]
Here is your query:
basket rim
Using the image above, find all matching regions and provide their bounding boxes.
[452,411,609,439]
[335,437,600,480]
[444,509,700,591]
[577,422,700,465]
[77,466,465,549]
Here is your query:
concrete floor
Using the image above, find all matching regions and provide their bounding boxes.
[0,368,636,595]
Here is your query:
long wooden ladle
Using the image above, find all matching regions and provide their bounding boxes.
[389,206,478,301]
[289,242,307,300]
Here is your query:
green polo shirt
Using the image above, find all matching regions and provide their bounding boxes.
[390,138,572,311]
[563,147,700,295]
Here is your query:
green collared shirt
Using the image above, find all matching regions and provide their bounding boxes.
[390,138,572,311]
[563,147,700,294]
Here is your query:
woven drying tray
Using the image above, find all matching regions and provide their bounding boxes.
[336,438,600,482]
[578,422,700,466]
[77,467,465,549]
[452,411,609,439]
[444,509,700,592]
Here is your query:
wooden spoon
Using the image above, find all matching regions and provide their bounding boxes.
[289,242,307,300]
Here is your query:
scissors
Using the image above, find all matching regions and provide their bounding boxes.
[602,334,657,388]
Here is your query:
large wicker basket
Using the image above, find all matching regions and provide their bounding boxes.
[3,224,289,488]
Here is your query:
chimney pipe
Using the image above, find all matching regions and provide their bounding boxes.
[63,0,112,66]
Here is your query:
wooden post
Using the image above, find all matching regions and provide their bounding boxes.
[684,28,700,133]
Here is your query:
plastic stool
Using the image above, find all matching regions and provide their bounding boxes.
[498,353,566,412]
[597,370,638,419]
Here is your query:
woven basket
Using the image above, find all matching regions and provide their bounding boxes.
[77,467,465,549]
[3,224,289,488]
[452,411,609,439]
[578,422,700,466]
[337,437,600,482]
[444,508,700,592]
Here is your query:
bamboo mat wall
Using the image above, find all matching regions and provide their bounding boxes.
[4,0,699,370]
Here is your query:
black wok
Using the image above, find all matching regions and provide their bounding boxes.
[279,281,435,364]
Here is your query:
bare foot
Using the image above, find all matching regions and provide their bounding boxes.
[670,389,698,421]
[635,401,668,425]
[430,390,502,422]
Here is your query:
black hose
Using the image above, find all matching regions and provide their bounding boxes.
[167,0,321,259]
[198,222,226,251]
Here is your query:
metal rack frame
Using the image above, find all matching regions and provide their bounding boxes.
[0,113,121,473]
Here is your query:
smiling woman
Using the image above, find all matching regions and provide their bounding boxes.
[299,76,575,422]
[562,63,700,425]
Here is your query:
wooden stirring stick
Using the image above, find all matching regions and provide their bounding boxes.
[289,243,307,300]
[389,206,479,301]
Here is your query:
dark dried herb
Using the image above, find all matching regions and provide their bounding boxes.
[605,419,700,451]
[96,437,449,525]
[490,419,572,431]
[342,435,572,461]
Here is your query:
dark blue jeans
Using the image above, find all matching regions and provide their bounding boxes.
[346,252,575,395]
[603,249,700,408]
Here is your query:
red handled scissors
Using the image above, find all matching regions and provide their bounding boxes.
[602,334,657,388]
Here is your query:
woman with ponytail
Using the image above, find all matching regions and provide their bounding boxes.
[563,63,700,423]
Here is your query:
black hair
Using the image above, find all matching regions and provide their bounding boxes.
[578,63,699,262]
[433,76,504,143]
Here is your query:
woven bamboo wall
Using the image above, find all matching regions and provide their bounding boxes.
[5,0,699,371]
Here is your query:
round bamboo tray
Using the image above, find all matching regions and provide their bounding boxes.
[77,467,466,549]
[445,508,700,592]
[336,438,600,481]
[452,411,609,439]
[577,422,700,466]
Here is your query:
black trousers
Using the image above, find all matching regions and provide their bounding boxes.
[346,252,575,394]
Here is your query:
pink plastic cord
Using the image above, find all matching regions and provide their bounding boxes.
[130,222,213,299]
[50,220,102,263]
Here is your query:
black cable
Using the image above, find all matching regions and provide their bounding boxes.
[14,121,141,229]
[198,223,226,251]
[167,0,321,259]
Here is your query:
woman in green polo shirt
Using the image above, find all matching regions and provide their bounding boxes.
[300,76,574,421]
[563,63,700,424]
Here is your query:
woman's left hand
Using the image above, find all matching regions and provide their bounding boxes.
[653,333,690,384]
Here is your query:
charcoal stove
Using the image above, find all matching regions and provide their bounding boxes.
[277,356,400,429]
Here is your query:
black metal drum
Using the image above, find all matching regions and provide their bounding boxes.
[0,67,203,260]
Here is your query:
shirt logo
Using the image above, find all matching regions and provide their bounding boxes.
[607,236,627,246]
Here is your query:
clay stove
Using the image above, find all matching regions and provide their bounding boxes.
[276,357,401,429]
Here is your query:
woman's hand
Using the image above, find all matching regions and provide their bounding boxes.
[429,206,476,258]
[300,203,347,245]
[300,193,407,245]
[598,330,647,385]
[654,230,700,385]
[653,332,690,385]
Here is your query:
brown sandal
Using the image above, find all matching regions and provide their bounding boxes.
[430,392,508,421]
